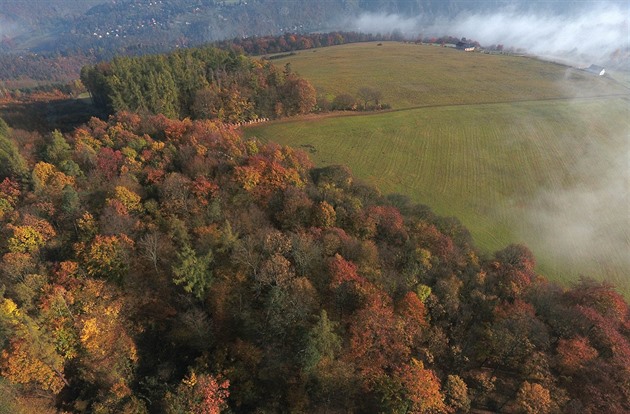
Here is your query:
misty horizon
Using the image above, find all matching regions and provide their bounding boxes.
[344,2,629,68]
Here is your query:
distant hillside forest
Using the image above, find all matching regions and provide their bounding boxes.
[3,0,623,56]
[1,32,409,93]
[0,108,628,413]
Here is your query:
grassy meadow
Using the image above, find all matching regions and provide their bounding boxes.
[276,42,627,108]
[247,42,630,292]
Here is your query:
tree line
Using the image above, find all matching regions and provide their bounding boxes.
[80,46,317,122]
[216,31,402,56]
[1,31,402,91]
[0,112,628,413]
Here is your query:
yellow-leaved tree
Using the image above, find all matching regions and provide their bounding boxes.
[0,298,68,394]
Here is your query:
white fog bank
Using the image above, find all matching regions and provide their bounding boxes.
[525,139,630,269]
[438,4,629,67]
[346,2,629,67]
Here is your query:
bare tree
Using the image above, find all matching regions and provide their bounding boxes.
[357,87,383,109]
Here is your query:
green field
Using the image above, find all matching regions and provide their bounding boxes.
[246,42,630,292]
[277,42,627,108]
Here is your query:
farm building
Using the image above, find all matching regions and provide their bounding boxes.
[456,41,476,52]
[586,64,606,76]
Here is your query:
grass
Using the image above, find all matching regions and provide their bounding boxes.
[245,42,630,293]
[279,42,627,108]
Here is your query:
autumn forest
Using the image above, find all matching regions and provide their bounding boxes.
[0,39,629,414]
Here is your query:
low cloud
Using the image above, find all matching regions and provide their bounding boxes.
[439,4,629,66]
[524,140,630,269]
[346,2,629,67]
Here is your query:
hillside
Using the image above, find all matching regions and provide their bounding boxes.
[1,0,626,55]
[0,111,628,413]
[245,42,630,292]
[0,26,628,412]
[266,42,627,108]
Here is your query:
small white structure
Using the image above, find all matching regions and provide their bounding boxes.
[586,64,606,76]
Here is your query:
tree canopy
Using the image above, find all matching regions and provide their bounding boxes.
[0,111,627,412]
[81,46,316,122]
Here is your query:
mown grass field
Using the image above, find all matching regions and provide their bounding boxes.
[277,41,627,108]
[246,42,630,292]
